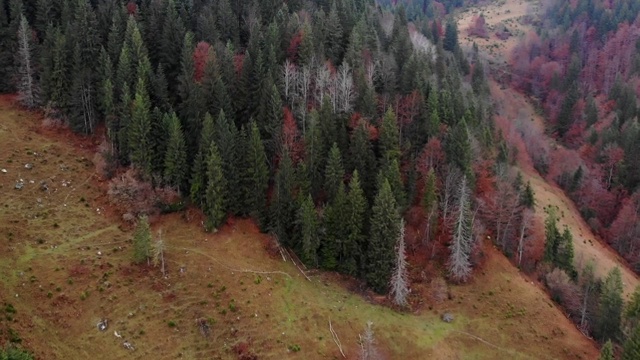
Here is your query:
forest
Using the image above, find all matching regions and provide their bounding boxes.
[2,0,640,358]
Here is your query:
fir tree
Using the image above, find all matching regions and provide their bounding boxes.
[623,324,640,360]
[270,151,296,247]
[325,2,344,64]
[177,31,205,151]
[321,183,347,270]
[422,168,439,243]
[596,267,624,342]
[204,141,227,231]
[190,113,215,207]
[557,227,576,278]
[343,171,366,275]
[324,143,345,202]
[128,77,153,177]
[379,107,401,165]
[365,179,401,293]
[213,110,241,214]
[133,216,151,264]
[599,340,614,360]
[377,158,406,211]
[243,121,270,228]
[163,112,188,190]
[297,194,319,267]
[349,123,377,202]
[544,208,561,264]
[521,181,536,208]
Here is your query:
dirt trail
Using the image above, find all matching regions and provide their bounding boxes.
[490,80,640,298]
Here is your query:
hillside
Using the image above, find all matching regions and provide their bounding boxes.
[0,96,600,359]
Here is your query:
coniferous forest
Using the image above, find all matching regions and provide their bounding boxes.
[1,0,503,296]
[7,0,640,358]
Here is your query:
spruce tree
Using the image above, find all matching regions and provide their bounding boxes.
[422,168,439,243]
[521,181,536,208]
[128,77,153,177]
[163,112,188,190]
[377,158,406,211]
[214,110,241,215]
[243,121,270,228]
[623,325,640,360]
[324,143,345,202]
[321,183,347,271]
[596,267,624,342]
[365,179,401,293]
[626,285,640,335]
[325,3,344,64]
[379,107,401,165]
[557,227,576,278]
[599,340,614,360]
[270,151,296,247]
[344,171,367,275]
[190,112,215,207]
[297,194,319,267]
[349,123,377,203]
[543,208,561,264]
[204,141,227,231]
[177,31,205,151]
[133,216,151,264]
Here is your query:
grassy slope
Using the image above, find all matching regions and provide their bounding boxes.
[0,97,599,359]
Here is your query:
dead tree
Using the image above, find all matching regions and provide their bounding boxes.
[152,230,166,277]
[390,220,409,307]
[359,321,380,360]
[16,15,39,108]
[448,175,473,282]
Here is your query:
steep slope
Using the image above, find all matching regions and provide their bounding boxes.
[456,0,640,298]
[0,97,600,358]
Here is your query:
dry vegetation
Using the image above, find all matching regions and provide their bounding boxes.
[0,96,600,359]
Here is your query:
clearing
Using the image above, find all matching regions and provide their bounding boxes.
[0,97,599,359]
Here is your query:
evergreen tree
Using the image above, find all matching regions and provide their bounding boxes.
[128,77,153,177]
[443,21,459,52]
[204,141,227,231]
[325,3,344,64]
[596,267,624,342]
[445,119,472,173]
[214,110,241,215]
[190,112,215,207]
[365,179,401,293]
[163,112,188,190]
[177,31,205,151]
[343,170,366,275]
[379,107,401,164]
[133,216,151,264]
[557,227,576,278]
[297,194,319,267]
[623,324,640,360]
[321,183,347,270]
[270,151,296,247]
[422,168,439,243]
[243,121,270,228]
[544,208,561,264]
[160,0,186,89]
[599,340,614,360]
[521,181,536,208]
[324,142,345,202]
[626,285,640,335]
[377,157,406,211]
[15,15,39,108]
[349,122,377,202]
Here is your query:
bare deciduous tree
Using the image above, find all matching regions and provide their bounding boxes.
[337,63,355,113]
[16,15,39,108]
[390,220,409,307]
[282,60,298,107]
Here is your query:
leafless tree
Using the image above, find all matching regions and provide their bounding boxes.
[359,321,381,360]
[297,64,312,130]
[578,261,597,335]
[390,220,409,307]
[337,63,355,113]
[152,229,166,277]
[410,31,437,62]
[314,63,330,105]
[282,60,298,107]
[16,15,39,108]
[440,166,462,225]
[448,175,473,282]
[517,209,534,267]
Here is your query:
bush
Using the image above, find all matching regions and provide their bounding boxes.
[0,346,33,360]
[107,168,180,218]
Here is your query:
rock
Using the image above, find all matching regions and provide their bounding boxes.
[14,181,24,190]
[24,163,33,170]
[1,168,7,173]
[442,313,454,323]
[97,319,108,331]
